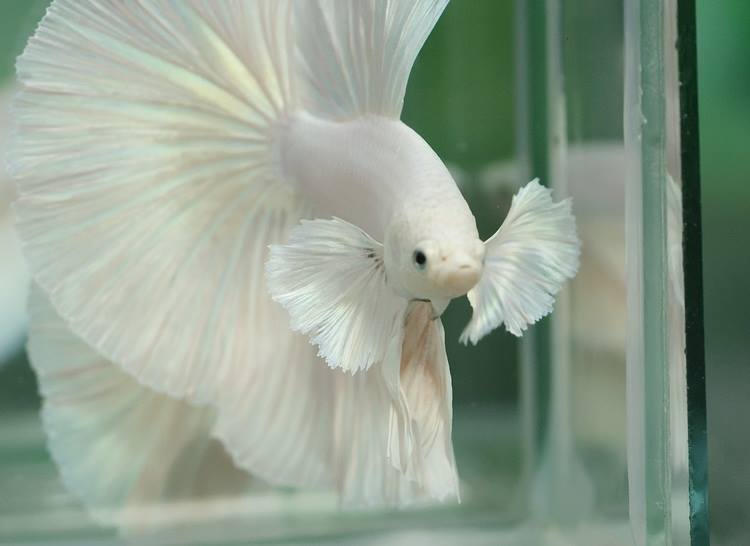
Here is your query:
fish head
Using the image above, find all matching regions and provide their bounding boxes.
[376,124,484,311]
[385,218,485,304]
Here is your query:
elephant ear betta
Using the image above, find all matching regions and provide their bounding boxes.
[10,0,579,512]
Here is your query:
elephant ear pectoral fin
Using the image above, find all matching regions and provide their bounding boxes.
[267,217,408,374]
[461,179,581,344]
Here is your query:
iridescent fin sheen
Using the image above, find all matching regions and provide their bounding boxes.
[211,326,337,490]
[294,0,449,119]
[27,286,252,532]
[266,217,408,373]
[10,0,306,404]
[461,179,580,344]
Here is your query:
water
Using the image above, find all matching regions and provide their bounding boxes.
[0,1,716,544]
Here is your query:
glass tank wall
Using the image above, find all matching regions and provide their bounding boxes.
[0,1,708,545]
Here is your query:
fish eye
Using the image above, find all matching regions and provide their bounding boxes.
[413,249,427,271]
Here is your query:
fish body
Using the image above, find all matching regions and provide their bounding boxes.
[9,0,580,522]
[282,113,482,303]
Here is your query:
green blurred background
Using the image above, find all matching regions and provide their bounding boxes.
[0,1,747,544]
[695,2,750,543]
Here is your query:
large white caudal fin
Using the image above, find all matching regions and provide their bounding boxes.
[211,322,338,490]
[215,302,460,507]
[10,0,305,404]
[294,0,449,119]
[27,287,252,532]
[461,180,580,344]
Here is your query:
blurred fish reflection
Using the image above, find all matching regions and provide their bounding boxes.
[0,84,30,365]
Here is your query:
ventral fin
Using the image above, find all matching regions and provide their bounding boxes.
[335,301,459,507]
[396,302,460,502]
[266,217,408,373]
[461,179,580,344]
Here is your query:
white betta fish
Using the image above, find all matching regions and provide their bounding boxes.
[10,0,579,513]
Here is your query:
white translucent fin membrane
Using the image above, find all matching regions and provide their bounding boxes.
[27,287,252,532]
[335,302,459,507]
[211,324,337,490]
[216,302,459,507]
[397,303,459,502]
[461,179,580,344]
[10,0,306,403]
[266,218,408,373]
[294,0,449,119]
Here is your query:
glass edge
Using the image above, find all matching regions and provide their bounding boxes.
[514,0,552,521]
[675,0,711,543]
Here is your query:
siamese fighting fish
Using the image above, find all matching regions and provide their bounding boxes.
[9,0,579,512]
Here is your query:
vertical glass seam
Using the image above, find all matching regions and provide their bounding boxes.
[675,0,710,543]
[625,0,674,543]
[514,0,552,523]
[641,0,672,540]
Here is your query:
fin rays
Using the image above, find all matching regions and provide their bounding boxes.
[12,0,302,405]
[294,0,449,119]
[335,302,459,506]
[27,287,252,531]
[12,0,460,512]
[266,217,408,374]
[461,179,580,344]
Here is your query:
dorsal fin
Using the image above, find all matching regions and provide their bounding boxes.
[294,0,449,119]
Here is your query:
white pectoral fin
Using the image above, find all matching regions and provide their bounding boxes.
[294,0,449,119]
[266,217,408,373]
[461,179,581,344]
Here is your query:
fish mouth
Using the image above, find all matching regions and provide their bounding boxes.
[432,260,482,296]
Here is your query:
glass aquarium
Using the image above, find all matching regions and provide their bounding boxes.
[0,1,709,545]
